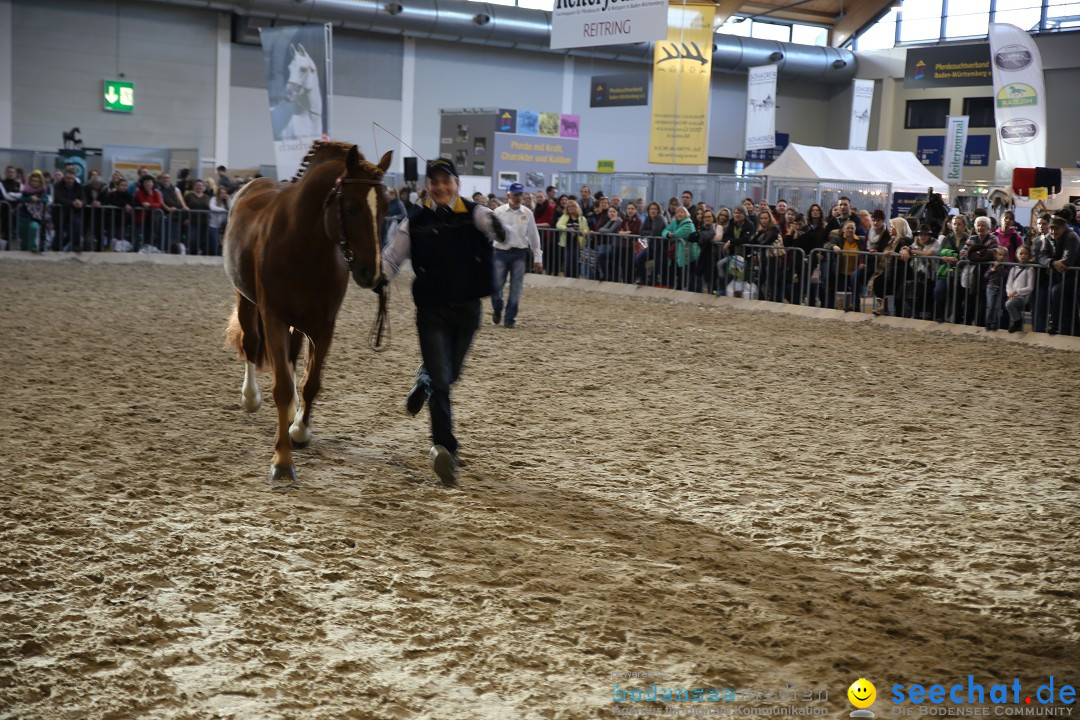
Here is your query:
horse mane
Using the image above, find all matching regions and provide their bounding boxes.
[290,140,386,184]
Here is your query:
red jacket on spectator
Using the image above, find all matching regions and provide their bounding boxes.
[134,186,164,222]
[534,200,555,228]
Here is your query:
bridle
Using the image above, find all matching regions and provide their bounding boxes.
[324,172,393,351]
[324,173,384,272]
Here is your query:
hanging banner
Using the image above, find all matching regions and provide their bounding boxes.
[744,64,777,152]
[648,4,715,165]
[260,24,333,181]
[988,23,1047,175]
[847,79,874,151]
[551,0,667,49]
[942,115,970,183]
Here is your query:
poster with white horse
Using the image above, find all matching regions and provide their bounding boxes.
[260,25,333,179]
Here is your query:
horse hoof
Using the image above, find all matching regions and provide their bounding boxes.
[242,391,261,413]
[289,422,312,447]
[267,464,298,490]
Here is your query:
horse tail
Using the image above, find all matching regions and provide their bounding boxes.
[225,304,267,370]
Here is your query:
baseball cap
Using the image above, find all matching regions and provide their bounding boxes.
[426,158,459,178]
[917,224,933,236]
[508,182,525,195]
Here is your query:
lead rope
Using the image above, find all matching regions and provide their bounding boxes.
[369,282,391,352]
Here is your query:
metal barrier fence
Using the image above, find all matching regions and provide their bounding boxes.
[534,227,1079,336]
[0,202,225,255]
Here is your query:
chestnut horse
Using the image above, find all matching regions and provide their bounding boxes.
[224,141,392,488]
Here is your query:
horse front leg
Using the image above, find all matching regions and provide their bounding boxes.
[290,327,333,450]
[263,315,299,489]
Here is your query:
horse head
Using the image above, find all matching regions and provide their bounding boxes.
[327,145,393,289]
[285,43,318,103]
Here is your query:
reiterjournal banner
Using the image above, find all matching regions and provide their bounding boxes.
[847,78,874,151]
[987,23,1047,174]
[648,3,715,165]
[551,0,667,49]
[942,115,970,183]
[744,65,777,152]
[260,24,333,180]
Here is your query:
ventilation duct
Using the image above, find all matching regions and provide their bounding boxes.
[152,0,856,82]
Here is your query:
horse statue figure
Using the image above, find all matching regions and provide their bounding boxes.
[224,141,392,488]
[281,43,322,140]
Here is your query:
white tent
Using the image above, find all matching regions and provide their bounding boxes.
[761,143,950,197]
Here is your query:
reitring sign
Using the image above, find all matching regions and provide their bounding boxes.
[551,0,667,50]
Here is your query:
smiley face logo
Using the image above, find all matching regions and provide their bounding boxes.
[848,678,877,709]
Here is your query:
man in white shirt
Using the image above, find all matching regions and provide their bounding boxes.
[491,182,543,328]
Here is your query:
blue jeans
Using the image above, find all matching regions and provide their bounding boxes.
[491,248,527,327]
[414,301,481,456]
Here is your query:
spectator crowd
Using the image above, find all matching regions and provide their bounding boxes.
[389,183,1078,337]
[0,164,253,255]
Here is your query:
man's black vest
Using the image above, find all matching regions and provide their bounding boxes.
[407,199,493,306]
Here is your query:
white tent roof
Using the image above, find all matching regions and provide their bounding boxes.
[761,143,950,197]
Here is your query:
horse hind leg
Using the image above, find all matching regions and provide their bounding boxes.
[227,294,264,412]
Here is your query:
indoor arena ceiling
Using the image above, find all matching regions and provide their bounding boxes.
[713,0,896,46]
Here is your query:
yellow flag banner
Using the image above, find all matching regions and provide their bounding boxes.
[649,3,715,165]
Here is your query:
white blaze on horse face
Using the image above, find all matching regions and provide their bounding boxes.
[241,362,261,413]
[366,186,382,282]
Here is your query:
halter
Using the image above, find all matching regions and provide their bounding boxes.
[324,172,393,351]
[325,174,384,269]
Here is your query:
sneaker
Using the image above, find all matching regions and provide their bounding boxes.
[430,445,457,484]
[405,381,427,416]
[504,322,516,329]
[492,308,502,325]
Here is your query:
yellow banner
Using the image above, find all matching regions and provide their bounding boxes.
[1029,186,1048,200]
[649,4,715,165]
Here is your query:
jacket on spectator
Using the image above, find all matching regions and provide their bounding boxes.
[993,226,1024,262]
[622,214,642,236]
[1031,232,1055,268]
[52,179,83,209]
[1053,229,1080,268]
[640,215,666,238]
[534,200,555,228]
[723,218,754,253]
[662,216,697,268]
[1006,265,1035,297]
[556,212,587,248]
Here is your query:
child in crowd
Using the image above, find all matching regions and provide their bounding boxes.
[984,245,1009,331]
[1005,244,1035,333]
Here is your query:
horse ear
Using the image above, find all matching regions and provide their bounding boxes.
[345,145,360,170]
[377,151,393,174]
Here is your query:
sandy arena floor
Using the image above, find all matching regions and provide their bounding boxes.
[0,258,1078,720]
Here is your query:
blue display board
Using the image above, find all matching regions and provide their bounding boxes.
[917,135,945,166]
[964,135,990,166]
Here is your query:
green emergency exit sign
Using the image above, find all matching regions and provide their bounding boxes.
[103,80,134,112]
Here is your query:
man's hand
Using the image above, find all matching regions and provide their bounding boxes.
[1052,259,1066,273]
[490,216,507,243]
[532,262,543,273]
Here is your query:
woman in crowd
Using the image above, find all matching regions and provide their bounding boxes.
[207,185,230,256]
[750,210,783,303]
[662,205,696,290]
[693,209,720,293]
[825,219,868,311]
[633,202,666,286]
[897,223,939,319]
[17,171,50,252]
[960,215,996,326]
[133,175,164,250]
[993,210,1024,262]
[868,217,911,316]
[555,199,587,279]
[935,215,968,323]
[722,205,755,291]
[183,179,211,254]
[594,205,623,282]
[617,202,642,283]
[665,197,679,222]
[983,245,1010,330]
